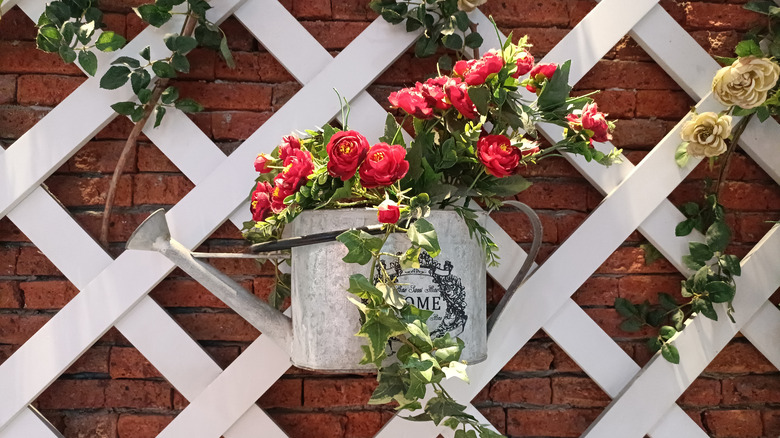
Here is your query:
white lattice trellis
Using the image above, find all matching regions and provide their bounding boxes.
[0,0,779,437]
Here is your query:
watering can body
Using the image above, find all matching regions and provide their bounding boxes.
[127,208,489,372]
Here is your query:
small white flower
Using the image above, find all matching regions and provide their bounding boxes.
[680,112,732,158]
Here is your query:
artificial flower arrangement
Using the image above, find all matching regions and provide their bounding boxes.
[615,0,780,364]
[243,35,619,437]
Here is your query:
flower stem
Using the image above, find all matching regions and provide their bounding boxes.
[714,113,753,199]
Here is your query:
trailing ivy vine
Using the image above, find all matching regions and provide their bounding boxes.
[34,0,234,247]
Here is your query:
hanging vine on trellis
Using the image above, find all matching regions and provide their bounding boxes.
[34,0,234,247]
[617,0,780,363]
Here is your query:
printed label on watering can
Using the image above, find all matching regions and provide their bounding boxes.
[380,251,468,338]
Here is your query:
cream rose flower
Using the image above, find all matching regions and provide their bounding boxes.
[457,0,487,12]
[680,112,732,158]
[712,57,780,109]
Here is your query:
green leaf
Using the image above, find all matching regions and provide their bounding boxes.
[58,45,76,63]
[174,98,203,113]
[433,333,463,363]
[614,297,638,317]
[111,101,137,116]
[718,254,741,276]
[369,365,407,405]
[464,32,483,49]
[401,246,422,270]
[219,35,235,69]
[467,86,491,115]
[442,33,463,50]
[647,308,667,327]
[661,343,680,364]
[95,31,126,52]
[336,229,385,265]
[414,34,438,58]
[134,4,171,27]
[139,46,151,61]
[682,255,704,271]
[77,21,95,44]
[400,304,434,324]
[537,60,572,112]
[688,241,714,263]
[437,54,453,72]
[647,337,662,353]
[706,281,736,303]
[407,219,440,257]
[619,318,643,333]
[376,282,406,309]
[99,65,131,90]
[161,86,179,105]
[128,69,150,94]
[155,0,186,9]
[379,113,405,147]
[194,23,222,49]
[83,7,103,26]
[744,0,774,15]
[489,174,532,196]
[671,309,685,331]
[347,274,383,300]
[705,220,731,253]
[659,325,677,341]
[640,243,663,266]
[425,396,467,425]
[675,218,696,237]
[658,293,678,311]
[36,25,61,52]
[137,88,152,104]
[692,297,718,321]
[152,60,176,78]
[675,142,690,168]
[78,50,98,76]
[735,39,764,57]
[681,202,700,217]
[442,360,469,382]
[757,105,771,122]
[171,52,190,73]
[45,2,71,25]
[111,56,141,68]
[130,104,145,122]
[174,35,198,54]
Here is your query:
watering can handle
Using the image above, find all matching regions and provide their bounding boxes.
[486,200,543,335]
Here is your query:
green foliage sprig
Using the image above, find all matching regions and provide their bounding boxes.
[370,0,483,68]
[337,215,502,438]
[617,192,741,364]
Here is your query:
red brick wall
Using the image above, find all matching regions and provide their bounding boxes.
[1,1,779,437]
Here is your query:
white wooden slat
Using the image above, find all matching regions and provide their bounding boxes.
[742,302,780,370]
[0,0,241,220]
[0,408,62,438]
[158,334,291,437]
[582,225,780,438]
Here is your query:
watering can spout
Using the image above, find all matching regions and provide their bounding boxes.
[126,209,294,355]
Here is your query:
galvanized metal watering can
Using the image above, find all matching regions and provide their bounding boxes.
[126,201,540,372]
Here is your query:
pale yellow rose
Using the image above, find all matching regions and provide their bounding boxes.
[712,57,780,109]
[680,112,732,158]
[457,0,487,12]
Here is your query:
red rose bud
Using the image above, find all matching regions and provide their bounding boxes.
[529,62,557,81]
[417,77,451,110]
[477,134,521,178]
[389,87,434,119]
[326,130,370,181]
[462,51,504,85]
[254,153,274,173]
[581,103,612,143]
[512,51,535,78]
[445,78,478,119]
[250,181,274,221]
[278,135,301,162]
[377,199,401,224]
[359,143,410,188]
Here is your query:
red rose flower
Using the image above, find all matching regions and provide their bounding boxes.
[359,143,410,188]
[512,51,535,78]
[477,134,521,178]
[250,181,274,221]
[521,142,540,157]
[463,51,504,85]
[278,135,301,162]
[566,112,583,131]
[276,148,314,192]
[269,183,293,213]
[377,199,401,224]
[254,153,273,173]
[581,103,612,143]
[453,59,476,77]
[389,87,434,119]
[417,77,450,110]
[445,78,478,119]
[326,130,369,181]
